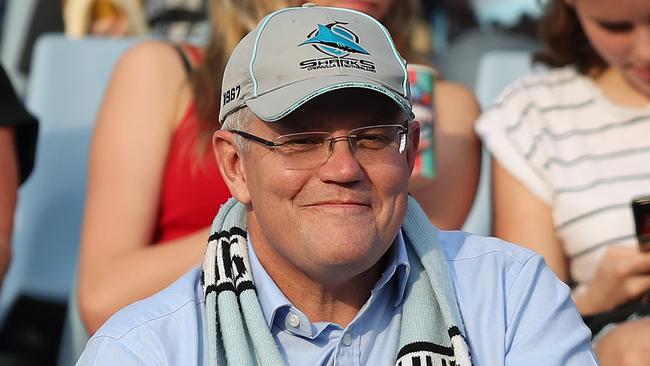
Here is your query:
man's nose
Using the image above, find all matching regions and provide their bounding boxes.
[327,136,355,154]
[318,136,364,182]
[633,26,650,62]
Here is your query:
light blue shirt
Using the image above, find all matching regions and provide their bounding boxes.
[76,230,599,365]
[248,232,409,366]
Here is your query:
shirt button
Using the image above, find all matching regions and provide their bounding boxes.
[342,333,352,346]
[288,314,300,328]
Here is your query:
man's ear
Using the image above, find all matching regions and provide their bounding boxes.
[406,120,420,173]
[213,130,251,204]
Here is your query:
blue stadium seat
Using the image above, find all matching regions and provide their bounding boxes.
[462,50,537,235]
[0,33,138,363]
[474,50,539,109]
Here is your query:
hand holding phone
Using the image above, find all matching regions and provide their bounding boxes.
[632,196,650,252]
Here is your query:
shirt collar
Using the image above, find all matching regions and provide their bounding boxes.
[247,229,411,327]
[247,238,291,327]
[374,229,410,307]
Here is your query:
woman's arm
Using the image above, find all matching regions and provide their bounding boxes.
[493,159,650,315]
[77,41,210,333]
[409,81,481,229]
[492,159,570,281]
[0,127,18,285]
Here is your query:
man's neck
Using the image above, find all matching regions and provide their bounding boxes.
[264,254,388,327]
[249,236,389,327]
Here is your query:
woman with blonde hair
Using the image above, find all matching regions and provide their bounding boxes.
[63,0,149,37]
[77,0,292,333]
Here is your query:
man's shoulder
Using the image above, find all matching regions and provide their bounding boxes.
[437,230,544,290]
[438,230,537,267]
[433,233,597,365]
[78,268,206,363]
[92,267,204,341]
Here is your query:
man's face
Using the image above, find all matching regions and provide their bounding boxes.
[236,90,417,286]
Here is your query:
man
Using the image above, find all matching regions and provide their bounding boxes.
[77,5,598,365]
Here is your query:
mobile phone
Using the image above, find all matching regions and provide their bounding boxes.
[632,196,650,252]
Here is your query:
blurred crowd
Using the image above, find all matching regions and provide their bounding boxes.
[1,0,649,365]
[1,0,541,93]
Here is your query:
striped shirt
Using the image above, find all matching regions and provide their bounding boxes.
[476,66,650,285]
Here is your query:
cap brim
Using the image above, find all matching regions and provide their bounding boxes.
[245,75,414,122]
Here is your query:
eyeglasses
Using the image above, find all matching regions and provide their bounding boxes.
[231,124,409,170]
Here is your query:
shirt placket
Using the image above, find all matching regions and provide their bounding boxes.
[333,326,360,366]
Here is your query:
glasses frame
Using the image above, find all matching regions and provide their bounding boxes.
[230,123,411,169]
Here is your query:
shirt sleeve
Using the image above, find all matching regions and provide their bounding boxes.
[504,254,598,365]
[75,336,153,365]
[475,76,554,204]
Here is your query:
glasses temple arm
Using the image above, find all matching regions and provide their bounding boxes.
[231,130,279,147]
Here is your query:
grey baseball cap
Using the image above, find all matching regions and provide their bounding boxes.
[219,4,414,124]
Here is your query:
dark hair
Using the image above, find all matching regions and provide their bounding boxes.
[534,0,606,75]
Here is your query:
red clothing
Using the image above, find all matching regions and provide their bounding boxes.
[153,47,230,243]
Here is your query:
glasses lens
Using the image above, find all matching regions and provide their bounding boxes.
[351,125,403,150]
[275,132,329,169]
[273,125,407,170]
[352,125,406,165]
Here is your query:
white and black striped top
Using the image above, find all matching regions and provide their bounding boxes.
[476,66,650,285]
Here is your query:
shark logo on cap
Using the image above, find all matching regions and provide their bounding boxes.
[300,21,369,58]
[298,20,376,73]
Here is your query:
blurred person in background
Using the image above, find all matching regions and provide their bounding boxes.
[0,66,38,287]
[77,0,292,334]
[434,0,542,90]
[64,0,209,40]
[146,0,208,41]
[64,0,149,37]
[476,0,650,364]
